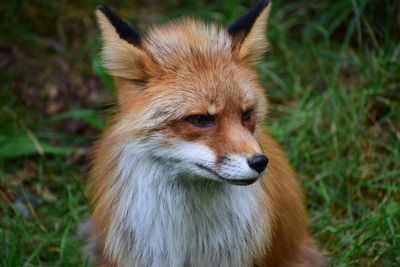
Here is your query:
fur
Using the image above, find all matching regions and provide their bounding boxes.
[84,1,324,266]
[105,139,269,266]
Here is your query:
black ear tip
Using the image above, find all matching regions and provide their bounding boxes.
[260,0,270,8]
[96,6,114,18]
[95,5,142,47]
[257,0,270,8]
[251,0,270,13]
[227,0,270,37]
[96,5,108,13]
[96,6,118,20]
[249,0,270,11]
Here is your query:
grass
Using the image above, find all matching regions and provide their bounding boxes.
[0,0,399,266]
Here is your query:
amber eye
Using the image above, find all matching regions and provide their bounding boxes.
[242,109,253,122]
[187,115,213,128]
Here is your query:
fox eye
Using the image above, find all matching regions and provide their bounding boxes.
[187,115,213,128]
[242,109,253,122]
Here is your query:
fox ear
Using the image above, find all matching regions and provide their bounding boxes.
[227,0,271,64]
[96,6,154,83]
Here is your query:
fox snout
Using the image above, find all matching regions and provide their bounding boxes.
[208,152,268,185]
[181,140,267,185]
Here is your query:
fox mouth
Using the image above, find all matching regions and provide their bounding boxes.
[195,163,258,186]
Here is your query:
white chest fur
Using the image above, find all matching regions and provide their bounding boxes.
[104,145,270,267]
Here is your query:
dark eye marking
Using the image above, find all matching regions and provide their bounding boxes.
[187,115,213,128]
[242,109,253,122]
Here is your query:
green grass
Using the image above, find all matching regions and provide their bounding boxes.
[1,0,399,266]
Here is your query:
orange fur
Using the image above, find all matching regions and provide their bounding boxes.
[256,132,322,266]
[86,2,323,266]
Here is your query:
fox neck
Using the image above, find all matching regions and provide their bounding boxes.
[104,141,270,267]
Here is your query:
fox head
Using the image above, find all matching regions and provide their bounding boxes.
[96,0,271,186]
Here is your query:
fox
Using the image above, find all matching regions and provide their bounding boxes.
[83,0,324,266]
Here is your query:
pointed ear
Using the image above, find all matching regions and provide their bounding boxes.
[96,6,154,83]
[227,0,271,64]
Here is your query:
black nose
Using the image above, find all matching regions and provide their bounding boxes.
[247,154,268,174]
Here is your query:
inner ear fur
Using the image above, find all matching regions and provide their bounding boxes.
[227,0,271,64]
[95,6,156,85]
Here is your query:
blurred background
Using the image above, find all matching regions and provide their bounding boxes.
[0,0,399,266]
